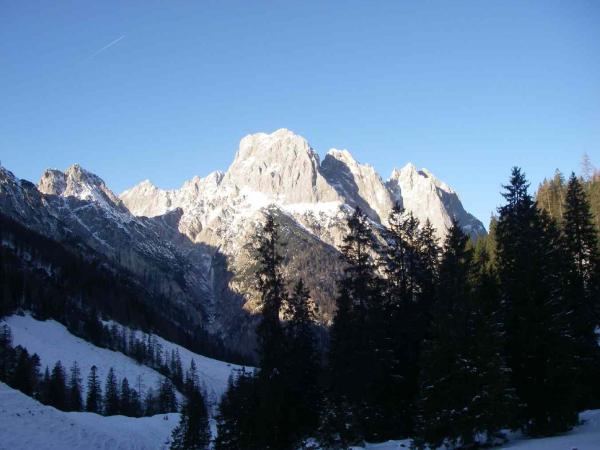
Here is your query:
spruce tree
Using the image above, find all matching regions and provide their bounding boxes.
[282,279,321,444]
[417,222,515,448]
[104,367,120,415]
[11,347,39,397]
[252,212,291,448]
[158,378,178,412]
[327,207,383,444]
[496,167,579,435]
[253,212,286,375]
[120,377,132,415]
[86,365,102,414]
[215,369,260,450]
[40,366,51,404]
[563,173,600,406]
[68,361,83,411]
[48,361,67,410]
[378,204,437,437]
[170,385,210,450]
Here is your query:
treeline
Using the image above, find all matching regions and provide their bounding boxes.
[0,323,179,416]
[214,168,599,449]
[0,212,248,365]
[536,156,600,231]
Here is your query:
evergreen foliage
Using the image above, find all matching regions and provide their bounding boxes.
[85,365,102,414]
[497,167,579,435]
[416,221,515,448]
[170,360,210,450]
[104,367,120,416]
[67,361,83,411]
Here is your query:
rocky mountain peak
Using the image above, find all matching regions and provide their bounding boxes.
[38,164,124,212]
[321,148,393,223]
[222,129,339,204]
[387,163,485,238]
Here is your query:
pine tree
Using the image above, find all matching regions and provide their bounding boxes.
[48,360,67,410]
[40,366,51,404]
[215,369,260,450]
[86,365,102,414]
[0,324,13,381]
[253,212,286,375]
[377,204,438,437]
[158,378,178,412]
[497,167,579,435]
[67,361,83,411]
[281,279,321,444]
[104,367,120,415]
[327,207,383,444]
[11,347,39,397]
[251,212,291,448]
[563,173,600,407]
[170,385,211,450]
[417,221,515,448]
[120,377,132,415]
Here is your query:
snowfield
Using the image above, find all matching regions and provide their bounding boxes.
[2,314,248,406]
[0,382,177,450]
[102,319,248,405]
[3,314,176,399]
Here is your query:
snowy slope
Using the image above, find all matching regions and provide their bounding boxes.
[103,320,250,405]
[0,382,177,450]
[3,314,248,406]
[3,314,174,399]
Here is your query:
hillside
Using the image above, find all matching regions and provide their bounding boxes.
[0,382,177,450]
[2,314,246,408]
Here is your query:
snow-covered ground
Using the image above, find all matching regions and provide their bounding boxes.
[0,382,178,450]
[103,319,249,404]
[3,314,175,399]
[2,314,248,405]
[351,410,600,449]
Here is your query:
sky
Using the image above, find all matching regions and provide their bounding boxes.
[1,0,599,226]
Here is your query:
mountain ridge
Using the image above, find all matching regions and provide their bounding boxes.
[0,128,486,356]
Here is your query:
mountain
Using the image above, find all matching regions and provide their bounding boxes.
[1,129,485,357]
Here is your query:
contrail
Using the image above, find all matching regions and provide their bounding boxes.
[89,35,125,58]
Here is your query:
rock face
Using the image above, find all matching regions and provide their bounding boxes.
[387,163,487,238]
[0,128,485,357]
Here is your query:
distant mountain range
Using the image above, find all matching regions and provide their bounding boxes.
[0,129,485,356]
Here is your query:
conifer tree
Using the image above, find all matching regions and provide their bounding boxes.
[253,212,286,375]
[417,221,514,448]
[11,347,39,397]
[496,167,579,435]
[48,361,67,410]
[378,204,437,437]
[104,367,120,415]
[327,207,383,444]
[120,377,132,416]
[563,173,600,406]
[158,378,178,412]
[170,384,210,450]
[86,365,102,414]
[282,279,321,444]
[251,212,292,448]
[0,324,13,381]
[215,370,259,450]
[68,361,83,411]
[40,366,51,404]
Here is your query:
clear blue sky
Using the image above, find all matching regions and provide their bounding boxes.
[1,1,599,226]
